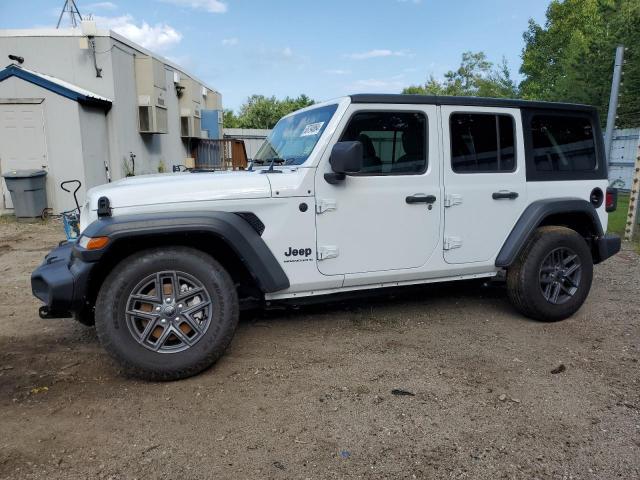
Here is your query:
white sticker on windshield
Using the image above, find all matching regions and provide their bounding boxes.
[300,122,324,137]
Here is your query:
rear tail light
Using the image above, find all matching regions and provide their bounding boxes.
[606,187,618,212]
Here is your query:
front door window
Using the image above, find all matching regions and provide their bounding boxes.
[340,111,427,175]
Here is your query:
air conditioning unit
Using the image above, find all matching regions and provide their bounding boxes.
[138,95,168,134]
[178,78,204,138]
[180,108,201,138]
[135,56,168,134]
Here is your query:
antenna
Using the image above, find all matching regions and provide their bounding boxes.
[56,0,83,29]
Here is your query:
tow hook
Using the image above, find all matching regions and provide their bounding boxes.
[39,306,73,319]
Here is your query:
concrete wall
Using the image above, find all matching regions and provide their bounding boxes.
[0,34,116,100]
[79,105,110,189]
[0,76,87,213]
[108,43,189,177]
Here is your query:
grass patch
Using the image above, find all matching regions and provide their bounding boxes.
[607,192,629,236]
[608,192,640,253]
[0,214,16,224]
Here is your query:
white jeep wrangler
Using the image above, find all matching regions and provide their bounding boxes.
[32,94,621,380]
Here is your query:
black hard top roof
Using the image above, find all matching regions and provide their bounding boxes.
[349,94,596,112]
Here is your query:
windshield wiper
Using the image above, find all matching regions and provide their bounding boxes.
[254,157,286,173]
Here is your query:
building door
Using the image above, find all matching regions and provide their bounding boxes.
[314,105,441,275]
[441,106,527,264]
[0,103,48,209]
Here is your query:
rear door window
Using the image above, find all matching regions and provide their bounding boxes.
[450,113,516,173]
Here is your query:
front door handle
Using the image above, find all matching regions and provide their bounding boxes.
[492,191,519,200]
[406,194,437,204]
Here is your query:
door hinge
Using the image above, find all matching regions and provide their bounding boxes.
[443,236,462,250]
[444,194,463,208]
[316,199,336,214]
[317,245,339,260]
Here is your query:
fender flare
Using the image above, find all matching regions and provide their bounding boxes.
[495,198,604,268]
[76,211,290,293]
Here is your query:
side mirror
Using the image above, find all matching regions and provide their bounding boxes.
[325,141,363,184]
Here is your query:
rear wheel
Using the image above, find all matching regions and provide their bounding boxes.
[95,247,238,380]
[507,226,593,321]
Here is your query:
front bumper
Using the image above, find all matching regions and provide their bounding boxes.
[595,233,621,263]
[31,242,94,318]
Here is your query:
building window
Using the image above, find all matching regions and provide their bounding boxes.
[340,111,427,175]
[450,113,516,173]
[531,115,596,172]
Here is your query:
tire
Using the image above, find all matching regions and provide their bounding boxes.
[95,247,239,381]
[507,226,593,322]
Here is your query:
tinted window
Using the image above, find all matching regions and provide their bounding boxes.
[531,115,596,172]
[340,112,427,174]
[450,113,515,173]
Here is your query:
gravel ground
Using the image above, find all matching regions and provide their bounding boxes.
[0,218,639,479]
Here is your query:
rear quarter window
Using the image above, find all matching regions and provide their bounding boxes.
[523,110,606,182]
[531,115,596,172]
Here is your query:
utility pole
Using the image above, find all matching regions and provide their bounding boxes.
[56,0,83,29]
[604,45,625,163]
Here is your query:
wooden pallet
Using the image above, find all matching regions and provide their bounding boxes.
[624,145,640,241]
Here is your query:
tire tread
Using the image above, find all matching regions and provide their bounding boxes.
[95,247,239,381]
[507,226,593,322]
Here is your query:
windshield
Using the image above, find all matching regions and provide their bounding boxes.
[254,104,338,166]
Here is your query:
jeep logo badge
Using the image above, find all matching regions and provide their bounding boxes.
[283,247,313,263]
[285,247,312,257]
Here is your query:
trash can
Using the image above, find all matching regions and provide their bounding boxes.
[2,169,48,218]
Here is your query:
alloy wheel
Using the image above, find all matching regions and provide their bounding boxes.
[125,271,213,353]
[538,247,582,305]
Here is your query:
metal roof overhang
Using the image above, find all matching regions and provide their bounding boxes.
[0,64,112,111]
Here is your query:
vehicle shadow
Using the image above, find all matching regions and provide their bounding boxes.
[241,278,515,324]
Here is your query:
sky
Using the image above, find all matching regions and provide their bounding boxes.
[0,0,551,111]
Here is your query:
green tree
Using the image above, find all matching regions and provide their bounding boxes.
[223,109,239,128]
[236,95,283,129]
[226,94,315,129]
[520,0,640,127]
[402,52,518,98]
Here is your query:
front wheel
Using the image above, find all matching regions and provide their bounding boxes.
[95,247,239,380]
[507,226,593,322]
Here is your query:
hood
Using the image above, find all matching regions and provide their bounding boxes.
[85,170,272,211]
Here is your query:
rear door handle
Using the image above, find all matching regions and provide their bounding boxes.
[406,194,436,204]
[492,191,519,200]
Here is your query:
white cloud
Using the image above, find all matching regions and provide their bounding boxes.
[344,49,412,60]
[325,69,351,75]
[94,14,182,51]
[397,0,422,3]
[160,0,227,13]
[85,2,118,10]
[222,37,238,46]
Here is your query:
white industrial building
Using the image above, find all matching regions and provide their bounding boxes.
[0,23,223,213]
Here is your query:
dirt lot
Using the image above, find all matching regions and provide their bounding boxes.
[0,218,639,479]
